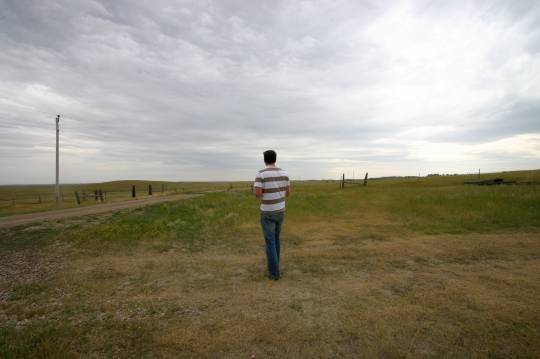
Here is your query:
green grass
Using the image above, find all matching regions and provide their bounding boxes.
[0,180,248,217]
[0,170,539,358]
[8,282,49,301]
[383,185,540,233]
[63,192,257,252]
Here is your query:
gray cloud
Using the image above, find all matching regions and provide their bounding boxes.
[1,0,539,184]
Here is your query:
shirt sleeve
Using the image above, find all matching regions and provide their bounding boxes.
[254,173,263,188]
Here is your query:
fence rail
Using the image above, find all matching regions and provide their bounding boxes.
[340,172,368,189]
[0,182,246,212]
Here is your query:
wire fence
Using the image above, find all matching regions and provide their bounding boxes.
[0,182,250,210]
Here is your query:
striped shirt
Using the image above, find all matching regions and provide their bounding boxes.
[254,166,290,213]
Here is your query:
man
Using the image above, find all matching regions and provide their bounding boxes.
[253,150,290,280]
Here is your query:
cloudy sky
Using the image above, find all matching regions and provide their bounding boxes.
[1,0,539,184]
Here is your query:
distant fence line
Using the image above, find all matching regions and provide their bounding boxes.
[0,188,162,206]
[0,182,244,207]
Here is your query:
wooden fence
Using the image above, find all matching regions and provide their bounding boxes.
[0,182,241,209]
[0,184,166,208]
[340,172,368,189]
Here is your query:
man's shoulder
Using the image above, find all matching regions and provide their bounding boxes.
[258,167,282,173]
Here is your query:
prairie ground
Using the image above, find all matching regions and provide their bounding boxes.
[0,180,237,217]
[1,171,539,358]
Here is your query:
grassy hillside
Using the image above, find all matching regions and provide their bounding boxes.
[0,180,249,217]
[0,170,539,357]
[0,169,538,218]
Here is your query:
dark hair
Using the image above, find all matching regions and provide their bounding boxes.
[263,150,277,164]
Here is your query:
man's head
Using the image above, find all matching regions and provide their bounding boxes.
[263,150,277,165]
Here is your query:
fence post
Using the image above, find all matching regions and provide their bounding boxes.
[75,191,81,205]
[364,172,368,186]
[341,173,345,189]
[99,190,104,202]
[149,184,153,196]
[94,190,98,201]
[132,185,136,198]
[38,195,42,204]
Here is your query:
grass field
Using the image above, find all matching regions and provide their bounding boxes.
[1,170,539,358]
[0,181,243,217]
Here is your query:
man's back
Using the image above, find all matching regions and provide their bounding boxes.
[254,166,289,213]
[254,150,289,280]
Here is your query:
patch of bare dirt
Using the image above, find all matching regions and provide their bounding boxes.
[0,194,201,229]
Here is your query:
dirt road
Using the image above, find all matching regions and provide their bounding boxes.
[0,194,201,229]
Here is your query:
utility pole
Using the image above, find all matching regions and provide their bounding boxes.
[55,115,60,207]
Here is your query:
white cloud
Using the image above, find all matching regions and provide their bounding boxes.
[0,0,539,184]
[473,133,540,158]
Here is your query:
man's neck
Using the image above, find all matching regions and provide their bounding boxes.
[266,164,276,167]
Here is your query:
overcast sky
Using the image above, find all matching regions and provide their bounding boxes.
[1,0,539,184]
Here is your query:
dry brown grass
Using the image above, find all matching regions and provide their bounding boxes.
[4,223,538,357]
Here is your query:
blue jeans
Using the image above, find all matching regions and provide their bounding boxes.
[260,211,284,279]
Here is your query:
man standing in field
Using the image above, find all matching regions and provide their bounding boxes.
[254,150,290,280]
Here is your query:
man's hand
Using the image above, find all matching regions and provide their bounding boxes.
[255,187,263,198]
[286,185,291,197]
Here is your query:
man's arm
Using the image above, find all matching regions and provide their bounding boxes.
[285,185,291,197]
[254,174,263,198]
[255,187,263,198]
